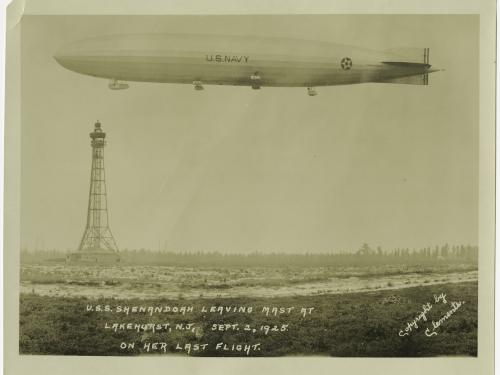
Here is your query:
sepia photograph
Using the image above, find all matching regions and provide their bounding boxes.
[15,13,481,358]
[3,1,496,373]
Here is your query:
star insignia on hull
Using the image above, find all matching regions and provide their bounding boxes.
[341,57,353,70]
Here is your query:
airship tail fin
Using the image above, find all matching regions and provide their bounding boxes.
[378,47,435,85]
[378,74,430,85]
[384,47,430,65]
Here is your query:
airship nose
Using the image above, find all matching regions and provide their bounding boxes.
[53,43,81,69]
[53,50,71,70]
[53,34,163,78]
[53,35,133,70]
[53,50,66,65]
[53,38,104,77]
[53,36,113,73]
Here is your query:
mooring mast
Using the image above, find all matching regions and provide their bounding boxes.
[77,121,119,256]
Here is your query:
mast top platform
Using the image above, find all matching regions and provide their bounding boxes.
[90,120,106,140]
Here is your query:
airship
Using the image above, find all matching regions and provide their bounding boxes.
[53,34,440,96]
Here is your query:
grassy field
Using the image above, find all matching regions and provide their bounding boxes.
[20,263,477,299]
[19,281,477,356]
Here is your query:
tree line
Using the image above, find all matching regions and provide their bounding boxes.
[21,243,478,267]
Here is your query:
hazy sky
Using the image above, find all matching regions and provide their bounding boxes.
[20,15,478,253]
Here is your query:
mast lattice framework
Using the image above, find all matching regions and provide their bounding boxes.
[78,121,119,253]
